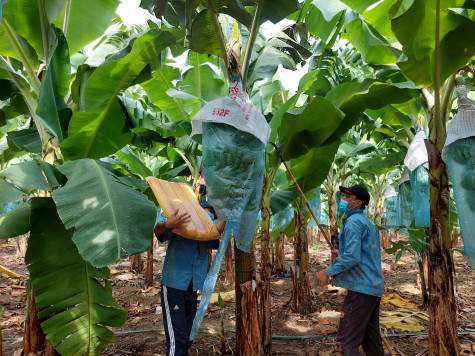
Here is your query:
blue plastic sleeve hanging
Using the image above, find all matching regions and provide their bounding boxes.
[397,180,414,228]
[447,137,475,266]
[190,223,233,340]
[409,163,430,227]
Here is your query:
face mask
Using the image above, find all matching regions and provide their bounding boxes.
[339,200,351,213]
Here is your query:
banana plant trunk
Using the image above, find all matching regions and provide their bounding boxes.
[145,237,154,286]
[327,184,339,262]
[274,231,286,273]
[425,140,459,355]
[234,244,262,355]
[130,253,144,273]
[259,174,273,355]
[225,238,234,285]
[291,205,311,313]
[416,256,429,306]
[373,197,383,226]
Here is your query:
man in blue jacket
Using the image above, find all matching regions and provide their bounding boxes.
[154,204,225,356]
[315,185,384,356]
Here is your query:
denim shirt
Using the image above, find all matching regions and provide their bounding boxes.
[326,209,384,297]
[156,230,218,291]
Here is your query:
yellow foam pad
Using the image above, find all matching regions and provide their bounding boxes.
[146,177,220,241]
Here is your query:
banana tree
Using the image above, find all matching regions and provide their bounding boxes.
[338,0,475,353]
[0,1,187,354]
[389,2,475,353]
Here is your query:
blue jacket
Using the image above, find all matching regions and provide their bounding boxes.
[326,209,384,297]
[156,231,218,291]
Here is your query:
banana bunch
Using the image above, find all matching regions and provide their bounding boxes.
[202,122,264,222]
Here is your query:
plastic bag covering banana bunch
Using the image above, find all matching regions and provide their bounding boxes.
[397,177,414,228]
[274,204,294,229]
[404,130,429,172]
[191,76,270,252]
[404,130,430,227]
[385,195,399,228]
[308,187,321,228]
[335,190,343,220]
[409,163,430,227]
[445,85,475,266]
[190,77,270,340]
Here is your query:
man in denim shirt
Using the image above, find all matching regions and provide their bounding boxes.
[315,185,384,355]
[154,204,225,356]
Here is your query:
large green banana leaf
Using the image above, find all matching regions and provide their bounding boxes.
[278,96,345,161]
[52,0,119,56]
[0,0,56,60]
[0,0,118,60]
[326,80,419,139]
[288,140,341,193]
[116,146,153,178]
[246,45,296,88]
[52,159,157,267]
[60,30,176,160]
[268,68,321,142]
[190,9,224,58]
[0,202,30,239]
[356,150,406,173]
[342,17,400,65]
[270,189,297,215]
[305,4,345,46]
[141,64,191,121]
[0,160,51,204]
[391,0,475,87]
[36,26,71,142]
[6,129,42,153]
[26,197,127,356]
[260,0,299,24]
[181,51,227,103]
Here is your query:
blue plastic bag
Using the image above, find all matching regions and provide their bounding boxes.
[201,121,265,252]
[447,137,475,266]
[409,163,430,227]
[385,195,399,228]
[274,204,294,229]
[308,187,321,227]
[397,180,414,227]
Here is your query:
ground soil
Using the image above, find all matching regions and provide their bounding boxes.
[1,233,474,356]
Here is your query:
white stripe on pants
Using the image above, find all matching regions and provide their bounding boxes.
[163,285,176,356]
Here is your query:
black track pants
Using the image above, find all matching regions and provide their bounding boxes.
[161,281,197,356]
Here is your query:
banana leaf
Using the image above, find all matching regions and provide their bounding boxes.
[26,197,127,356]
[52,159,157,267]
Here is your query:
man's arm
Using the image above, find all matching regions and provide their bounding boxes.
[154,209,191,236]
[216,220,226,234]
[315,220,363,286]
[325,220,363,277]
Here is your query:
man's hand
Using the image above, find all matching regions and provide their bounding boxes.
[216,220,226,234]
[315,269,329,287]
[154,209,191,235]
[165,209,191,229]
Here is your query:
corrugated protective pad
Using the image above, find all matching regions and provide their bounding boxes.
[146,177,220,241]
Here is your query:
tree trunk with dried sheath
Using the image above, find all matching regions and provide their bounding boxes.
[234,243,262,355]
[145,237,154,286]
[259,175,272,355]
[225,238,234,285]
[274,231,286,274]
[291,206,311,313]
[425,140,459,355]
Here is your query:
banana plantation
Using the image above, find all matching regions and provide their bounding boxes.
[1,0,475,355]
